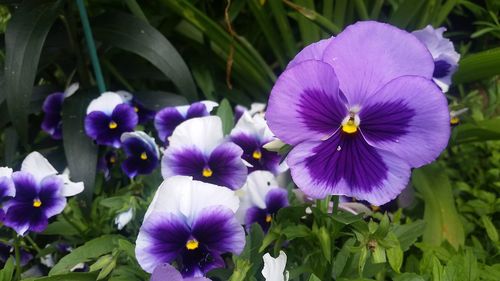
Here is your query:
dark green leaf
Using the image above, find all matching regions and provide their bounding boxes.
[451,119,500,144]
[23,272,98,281]
[389,0,426,28]
[453,47,500,84]
[0,257,14,281]
[392,220,425,251]
[133,91,188,111]
[217,99,234,135]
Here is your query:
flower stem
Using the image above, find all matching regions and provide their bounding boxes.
[24,235,41,254]
[13,234,21,280]
[62,212,86,239]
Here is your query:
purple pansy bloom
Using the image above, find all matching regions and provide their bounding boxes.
[97,151,117,180]
[41,83,79,140]
[136,176,245,278]
[161,116,247,190]
[0,242,33,266]
[267,21,450,205]
[116,90,156,124]
[154,101,218,143]
[230,112,283,174]
[3,152,84,235]
[84,92,138,148]
[412,25,460,92]
[151,263,211,281]
[120,131,160,178]
[236,171,288,232]
[0,167,14,221]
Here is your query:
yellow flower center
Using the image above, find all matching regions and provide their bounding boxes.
[370,205,380,212]
[134,106,139,113]
[109,156,116,164]
[265,214,272,223]
[342,119,358,134]
[33,199,42,208]
[202,168,213,177]
[186,239,199,250]
[140,152,148,160]
[252,150,262,160]
[109,121,118,129]
[450,116,460,125]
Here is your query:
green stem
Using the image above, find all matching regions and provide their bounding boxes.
[331,195,340,215]
[62,212,86,238]
[13,234,21,280]
[24,235,41,254]
[75,0,106,93]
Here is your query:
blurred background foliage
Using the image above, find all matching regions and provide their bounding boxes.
[0,0,498,280]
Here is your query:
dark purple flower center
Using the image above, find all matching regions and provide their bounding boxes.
[433,60,451,78]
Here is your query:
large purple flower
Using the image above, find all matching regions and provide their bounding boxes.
[84,92,138,148]
[3,152,84,235]
[41,83,79,140]
[0,167,14,221]
[154,101,218,143]
[161,116,247,190]
[412,25,460,92]
[120,131,160,178]
[230,112,283,174]
[235,171,288,232]
[267,21,450,205]
[136,176,245,278]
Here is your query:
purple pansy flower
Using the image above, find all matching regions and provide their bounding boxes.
[120,131,160,178]
[154,101,218,144]
[230,112,283,174]
[136,176,245,278]
[84,92,138,148]
[0,167,14,221]
[116,90,156,124]
[161,116,247,190]
[234,103,266,122]
[267,21,450,205]
[412,25,460,92]
[0,242,33,266]
[41,83,79,140]
[97,151,117,180]
[236,171,288,232]
[151,263,211,281]
[3,152,84,236]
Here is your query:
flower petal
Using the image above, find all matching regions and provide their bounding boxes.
[267,60,346,145]
[286,36,334,69]
[236,171,278,223]
[86,92,124,115]
[21,152,58,184]
[360,76,450,167]
[154,107,186,142]
[169,116,224,154]
[115,208,134,230]
[265,188,289,214]
[161,146,206,180]
[150,263,184,281]
[38,176,66,218]
[207,143,247,190]
[322,21,434,105]
[262,251,288,281]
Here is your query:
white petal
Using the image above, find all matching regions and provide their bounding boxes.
[21,152,58,183]
[176,100,219,117]
[235,171,277,223]
[64,83,79,98]
[121,131,160,158]
[249,102,266,116]
[338,202,372,216]
[262,251,288,281]
[58,173,84,197]
[115,90,134,102]
[231,112,273,140]
[263,139,287,152]
[0,167,13,178]
[40,254,55,268]
[144,176,239,225]
[114,208,134,230]
[169,116,224,154]
[86,92,124,115]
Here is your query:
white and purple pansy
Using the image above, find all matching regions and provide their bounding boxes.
[267,21,450,205]
[161,116,247,190]
[0,167,14,221]
[235,171,288,232]
[120,131,160,178]
[412,25,460,92]
[97,151,117,180]
[230,112,282,174]
[84,92,138,148]
[234,102,266,122]
[3,152,84,236]
[136,176,245,278]
[41,83,79,140]
[154,101,218,144]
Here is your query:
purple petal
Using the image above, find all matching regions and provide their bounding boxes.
[286,36,334,69]
[133,100,156,124]
[287,133,411,205]
[11,172,39,201]
[360,76,450,167]
[4,203,48,235]
[38,176,66,218]
[154,108,185,142]
[245,207,270,232]
[121,156,158,178]
[322,21,434,105]
[186,102,210,118]
[111,104,138,135]
[161,147,207,180]
[136,212,191,273]
[267,60,346,146]
[151,263,184,281]
[230,133,281,174]
[0,176,14,200]
[42,92,64,114]
[41,113,63,139]
[207,143,247,190]
[265,188,289,214]
[433,60,452,78]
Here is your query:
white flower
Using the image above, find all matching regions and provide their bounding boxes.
[115,208,134,230]
[235,171,278,224]
[262,251,289,281]
[86,92,126,115]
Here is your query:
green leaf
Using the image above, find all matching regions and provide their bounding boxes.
[387,244,403,273]
[229,259,251,281]
[315,226,332,262]
[285,0,341,34]
[389,0,426,28]
[217,99,234,135]
[133,91,188,111]
[92,12,198,101]
[392,220,426,251]
[62,89,99,207]
[292,0,321,44]
[281,225,311,240]
[453,47,500,84]
[308,274,322,281]
[49,235,121,275]
[0,257,14,281]
[42,221,79,236]
[393,272,425,281]
[23,272,98,281]
[412,164,465,249]
[4,0,62,142]
[332,238,355,278]
[268,0,297,57]
[451,119,500,144]
[480,215,499,242]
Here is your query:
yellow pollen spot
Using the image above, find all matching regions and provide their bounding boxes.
[252,150,262,160]
[109,156,116,164]
[370,205,380,212]
[140,152,148,160]
[450,116,460,125]
[265,214,272,223]
[134,106,139,113]
[186,239,199,250]
[202,168,213,177]
[109,121,118,129]
[33,199,42,208]
[342,119,358,134]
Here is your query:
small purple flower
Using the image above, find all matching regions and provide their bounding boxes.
[0,167,14,221]
[3,152,84,235]
[97,151,118,180]
[136,176,245,278]
[120,131,160,178]
[151,263,211,281]
[116,91,156,124]
[412,25,460,92]
[236,171,288,232]
[0,242,33,266]
[267,21,450,205]
[161,116,247,190]
[154,101,218,143]
[84,92,138,148]
[230,112,283,174]
[41,83,79,140]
